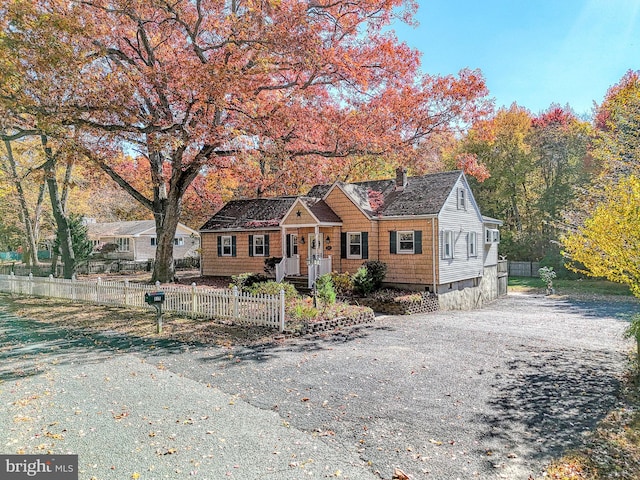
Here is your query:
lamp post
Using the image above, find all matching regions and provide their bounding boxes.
[307,254,321,307]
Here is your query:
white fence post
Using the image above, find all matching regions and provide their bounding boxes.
[124,279,129,306]
[232,286,239,319]
[48,274,53,297]
[191,283,197,318]
[96,277,102,303]
[10,271,15,294]
[279,289,285,333]
[28,273,33,296]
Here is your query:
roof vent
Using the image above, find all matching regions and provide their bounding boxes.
[395,167,408,190]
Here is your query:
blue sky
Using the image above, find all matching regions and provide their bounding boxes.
[392,0,640,117]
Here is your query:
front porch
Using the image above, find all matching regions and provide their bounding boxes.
[275,195,343,288]
[275,226,338,288]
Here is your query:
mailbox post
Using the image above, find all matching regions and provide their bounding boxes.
[144,291,165,333]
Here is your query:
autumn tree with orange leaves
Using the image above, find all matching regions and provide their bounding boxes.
[1,0,492,282]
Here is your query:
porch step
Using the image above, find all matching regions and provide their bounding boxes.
[284,276,311,294]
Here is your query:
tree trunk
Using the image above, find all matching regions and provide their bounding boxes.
[151,200,179,284]
[41,135,75,278]
[1,136,40,267]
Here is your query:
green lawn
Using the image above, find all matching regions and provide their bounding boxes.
[508,276,633,297]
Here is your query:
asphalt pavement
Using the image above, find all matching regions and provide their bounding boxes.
[0,292,635,479]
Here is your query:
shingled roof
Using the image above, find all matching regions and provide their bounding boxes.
[200,170,466,231]
[87,220,199,238]
[86,220,157,237]
[378,170,463,216]
[200,197,297,231]
[311,170,463,217]
[299,197,342,223]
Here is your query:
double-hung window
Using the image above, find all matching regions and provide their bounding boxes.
[442,231,454,259]
[398,231,415,254]
[221,236,233,256]
[347,232,362,259]
[174,237,184,246]
[389,230,422,255]
[468,231,477,257]
[253,235,265,256]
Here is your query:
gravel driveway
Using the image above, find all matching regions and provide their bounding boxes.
[1,292,636,479]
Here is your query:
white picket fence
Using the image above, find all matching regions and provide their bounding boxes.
[0,273,286,332]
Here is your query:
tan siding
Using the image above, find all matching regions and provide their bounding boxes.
[378,219,436,287]
[201,230,282,277]
[325,188,377,274]
[282,201,315,225]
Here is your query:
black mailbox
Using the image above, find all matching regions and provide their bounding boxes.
[144,291,165,305]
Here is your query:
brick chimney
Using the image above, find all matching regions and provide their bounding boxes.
[395,166,408,190]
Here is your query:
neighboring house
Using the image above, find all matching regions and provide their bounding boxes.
[200,168,504,309]
[86,220,200,262]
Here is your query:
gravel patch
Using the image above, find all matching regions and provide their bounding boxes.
[1,292,636,479]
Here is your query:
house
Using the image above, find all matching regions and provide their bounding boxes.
[200,168,504,309]
[86,220,200,262]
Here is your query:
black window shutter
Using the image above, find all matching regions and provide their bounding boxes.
[390,231,397,254]
[264,235,270,256]
[248,235,254,257]
[341,232,347,259]
[231,236,237,257]
[217,236,222,256]
[286,234,291,258]
[414,230,422,254]
[362,232,369,259]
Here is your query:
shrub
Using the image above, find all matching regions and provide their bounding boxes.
[362,260,387,289]
[315,274,336,308]
[247,281,298,301]
[289,298,319,322]
[352,266,374,295]
[230,272,269,290]
[263,257,282,276]
[538,266,557,294]
[330,271,354,296]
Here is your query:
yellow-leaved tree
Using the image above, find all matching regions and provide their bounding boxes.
[562,175,640,298]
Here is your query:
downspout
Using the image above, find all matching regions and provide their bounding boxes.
[432,218,437,294]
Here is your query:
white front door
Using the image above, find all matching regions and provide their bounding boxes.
[308,233,322,261]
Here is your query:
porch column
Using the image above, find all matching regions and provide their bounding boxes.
[281,226,286,257]
[314,225,320,258]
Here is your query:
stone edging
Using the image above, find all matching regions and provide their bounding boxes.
[354,293,439,315]
[302,309,376,334]
[283,308,376,335]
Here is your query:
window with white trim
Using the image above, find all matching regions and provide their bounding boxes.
[347,232,362,259]
[174,237,184,246]
[398,231,415,254]
[253,235,265,256]
[151,237,157,246]
[221,236,233,256]
[468,231,477,257]
[443,230,454,259]
[485,228,500,244]
[116,237,130,252]
[458,188,466,210]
